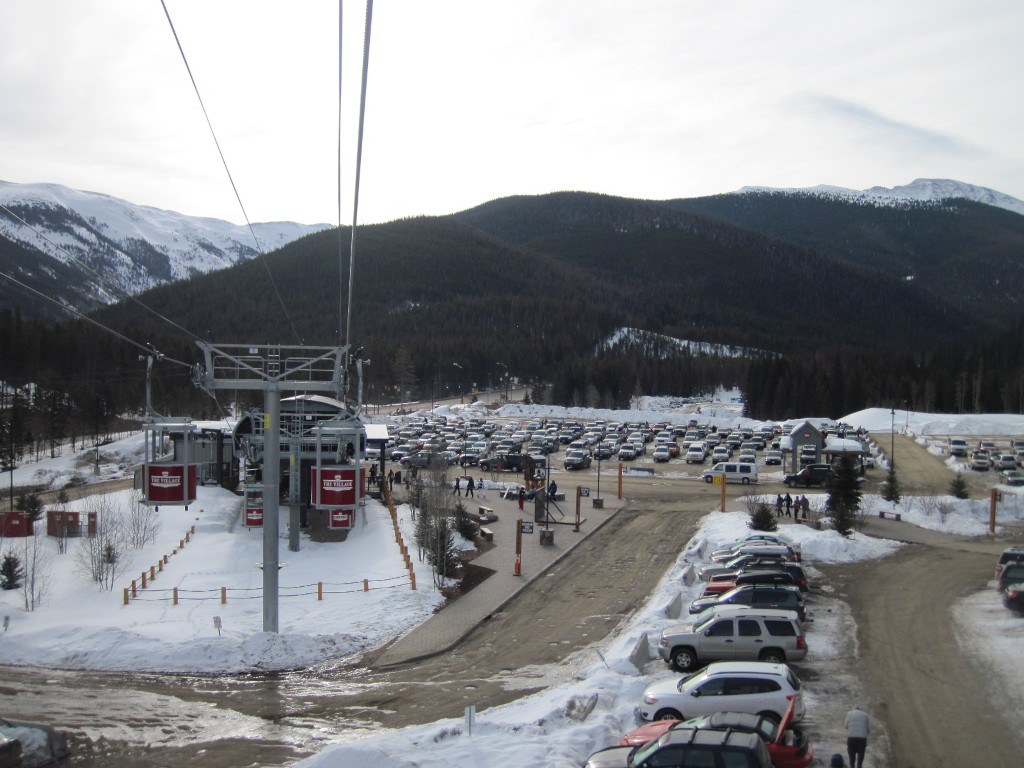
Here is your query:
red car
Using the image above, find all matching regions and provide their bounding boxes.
[619,698,813,768]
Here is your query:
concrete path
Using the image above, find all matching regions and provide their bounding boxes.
[374,481,624,667]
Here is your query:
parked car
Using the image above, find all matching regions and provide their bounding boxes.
[970,451,991,471]
[637,661,805,724]
[703,569,798,596]
[698,554,791,581]
[689,585,807,622]
[1002,583,1024,613]
[948,437,969,456]
[995,546,1024,579]
[658,608,807,671]
[619,699,814,768]
[994,453,1018,471]
[586,724,772,768]
[0,717,69,767]
[709,543,799,564]
[784,464,833,488]
[618,443,637,460]
[652,445,672,463]
[996,562,1024,594]
[764,450,783,465]
[685,442,708,464]
[1000,469,1024,486]
[564,449,592,470]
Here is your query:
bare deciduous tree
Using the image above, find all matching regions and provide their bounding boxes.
[125,491,161,549]
[75,495,133,590]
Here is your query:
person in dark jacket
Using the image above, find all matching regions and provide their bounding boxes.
[518,487,525,510]
[784,493,793,516]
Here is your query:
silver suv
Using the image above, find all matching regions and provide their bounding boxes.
[658,608,807,671]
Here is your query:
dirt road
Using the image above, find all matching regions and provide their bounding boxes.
[350,492,711,728]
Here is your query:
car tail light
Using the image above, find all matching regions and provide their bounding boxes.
[796,635,805,650]
[1009,589,1019,599]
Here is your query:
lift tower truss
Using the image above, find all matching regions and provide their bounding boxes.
[192,343,349,633]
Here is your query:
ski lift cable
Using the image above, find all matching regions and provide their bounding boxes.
[0,267,192,369]
[0,202,203,343]
[159,0,300,344]
[344,0,374,355]
[337,0,345,342]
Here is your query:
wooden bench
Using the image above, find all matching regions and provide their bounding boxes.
[479,527,494,542]
[478,506,494,519]
[878,510,902,521]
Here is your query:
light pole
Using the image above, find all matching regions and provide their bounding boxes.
[496,362,508,402]
[890,407,896,470]
[452,362,463,402]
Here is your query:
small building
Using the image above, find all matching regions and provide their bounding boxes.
[784,420,823,473]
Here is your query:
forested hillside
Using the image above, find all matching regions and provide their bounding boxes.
[1,189,1022,427]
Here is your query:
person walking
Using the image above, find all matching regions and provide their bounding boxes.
[466,476,475,498]
[801,495,810,519]
[453,476,461,496]
[784,493,793,517]
[477,478,487,501]
[518,487,525,511]
[775,494,784,517]
[845,705,869,768]
[387,469,394,491]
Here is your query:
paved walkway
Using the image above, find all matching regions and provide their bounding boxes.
[374,480,625,667]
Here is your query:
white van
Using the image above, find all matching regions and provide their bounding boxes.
[702,462,758,484]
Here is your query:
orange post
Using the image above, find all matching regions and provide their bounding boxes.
[173,587,178,605]
[363,579,369,592]
[410,572,417,590]
[220,586,227,604]
[318,581,323,600]
[158,560,163,572]
[131,580,137,598]
[990,487,998,533]
[617,462,623,499]
[123,588,130,605]
[141,571,147,589]
[180,539,184,548]
[150,565,156,580]
[163,555,169,564]
[574,486,581,532]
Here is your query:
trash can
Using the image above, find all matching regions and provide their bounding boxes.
[539,528,555,546]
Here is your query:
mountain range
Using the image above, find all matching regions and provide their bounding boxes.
[0,180,330,320]
[1,177,1023,416]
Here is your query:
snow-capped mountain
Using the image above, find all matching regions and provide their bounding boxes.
[737,178,1024,217]
[0,180,330,315]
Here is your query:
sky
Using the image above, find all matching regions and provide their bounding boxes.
[1,1,1023,226]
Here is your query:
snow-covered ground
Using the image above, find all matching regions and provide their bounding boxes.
[2,403,1023,766]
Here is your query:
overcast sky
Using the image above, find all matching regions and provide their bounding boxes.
[2,1,1022,226]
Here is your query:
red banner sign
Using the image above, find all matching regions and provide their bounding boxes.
[328,509,353,529]
[145,464,198,505]
[311,467,365,508]
[245,507,264,527]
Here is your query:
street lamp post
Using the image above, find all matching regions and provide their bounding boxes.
[452,362,463,402]
[890,407,896,470]
[496,362,508,401]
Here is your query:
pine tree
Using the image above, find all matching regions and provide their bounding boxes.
[748,503,778,532]
[452,501,479,541]
[827,456,862,537]
[949,473,969,499]
[0,552,24,590]
[881,467,902,504]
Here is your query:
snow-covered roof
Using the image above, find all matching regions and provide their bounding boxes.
[824,438,867,454]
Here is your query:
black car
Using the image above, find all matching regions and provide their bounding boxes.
[689,584,806,622]
[785,463,834,488]
[997,562,1024,594]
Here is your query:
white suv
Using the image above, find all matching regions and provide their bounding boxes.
[638,661,805,724]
